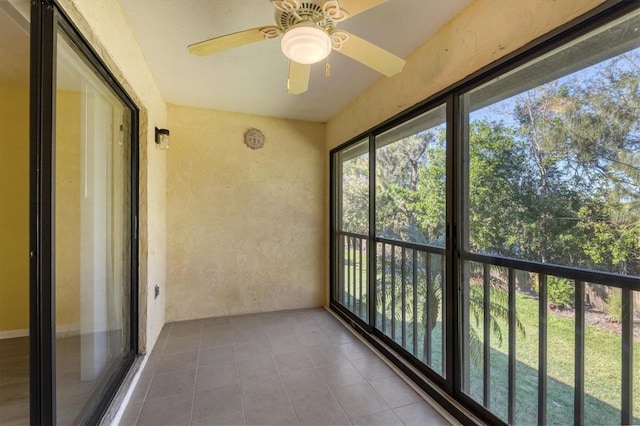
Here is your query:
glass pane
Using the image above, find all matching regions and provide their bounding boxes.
[0,2,30,424]
[461,10,640,276]
[462,263,540,422]
[55,29,132,424]
[375,106,446,245]
[373,104,447,377]
[583,283,623,424]
[338,139,368,234]
[514,270,538,426]
[335,139,368,321]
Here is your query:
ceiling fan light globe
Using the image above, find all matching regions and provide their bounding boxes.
[281,23,331,65]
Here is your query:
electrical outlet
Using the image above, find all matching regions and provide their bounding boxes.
[154,285,160,299]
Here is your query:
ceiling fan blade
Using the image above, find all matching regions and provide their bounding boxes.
[335,0,386,17]
[188,26,280,56]
[331,30,405,77]
[287,60,310,94]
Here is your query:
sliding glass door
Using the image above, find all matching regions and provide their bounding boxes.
[30,1,138,423]
[54,29,134,425]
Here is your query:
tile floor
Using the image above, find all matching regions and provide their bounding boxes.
[119,308,451,426]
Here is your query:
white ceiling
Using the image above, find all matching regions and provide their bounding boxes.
[119,0,471,122]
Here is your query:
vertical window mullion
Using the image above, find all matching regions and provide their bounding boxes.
[368,135,376,328]
[449,92,460,391]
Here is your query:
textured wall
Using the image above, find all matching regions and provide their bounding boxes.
[166,104,326,321]
[57,0,167,353]
[326,0,606,149]
[0,83,29,333]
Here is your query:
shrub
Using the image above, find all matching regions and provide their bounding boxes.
[547,276,574,309]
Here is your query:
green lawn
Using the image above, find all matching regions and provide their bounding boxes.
[339,263,639,425]
[466,292,640,425]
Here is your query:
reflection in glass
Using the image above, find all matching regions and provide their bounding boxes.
[0,2,30,425]
[55,29,132,424]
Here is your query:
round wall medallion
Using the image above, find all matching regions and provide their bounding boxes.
[244,128,265,150]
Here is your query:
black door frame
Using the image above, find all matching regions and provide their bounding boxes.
[29,1,139,424]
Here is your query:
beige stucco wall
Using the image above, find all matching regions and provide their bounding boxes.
[57,0,167,353]
[0,83,29,333]
[326,0,607,149]
[166,104,326,321]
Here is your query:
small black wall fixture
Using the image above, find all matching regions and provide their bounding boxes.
[155,127,170,150]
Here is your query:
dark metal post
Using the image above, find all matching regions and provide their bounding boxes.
[538,274,548,425]
[368,135,376,328]
[483,263,491,408]
[621,288,633,425]
[381,243,386,333]
[30,1,56,424]
[413,249,418,356]
[425,252,432,365]
[508,268,516,425]
[401,247,407,348]
[574,281,584,426]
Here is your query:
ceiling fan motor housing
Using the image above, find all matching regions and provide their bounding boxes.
[276,1,337,32]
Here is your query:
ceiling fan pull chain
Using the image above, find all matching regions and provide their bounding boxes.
[325,35,331,77]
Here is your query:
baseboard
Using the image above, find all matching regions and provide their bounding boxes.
[0,323,83,340]
[56,323,81,338]
[0,328,29,339]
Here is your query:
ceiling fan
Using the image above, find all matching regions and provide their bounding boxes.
[187,0,406,94]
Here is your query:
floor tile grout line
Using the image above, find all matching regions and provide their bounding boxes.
[188,328,204,426]
[267,335,300,426]
[232,326,248,426]
[278,363,302,425]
